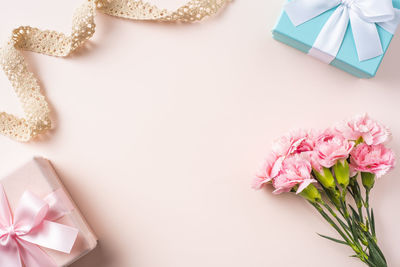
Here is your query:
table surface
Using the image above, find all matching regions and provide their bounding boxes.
[0,1,399,267]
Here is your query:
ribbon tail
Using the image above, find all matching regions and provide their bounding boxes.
[350,10,383,61]
[19,220,78,254]
[17,239,57,267]
[0,238,23,267]
[309,5,349,63]
[377,9,400,34]
[284,0,340,26]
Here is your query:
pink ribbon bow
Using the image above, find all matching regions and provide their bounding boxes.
[0,185,79,267]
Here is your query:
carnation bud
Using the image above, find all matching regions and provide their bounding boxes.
[333,159,350,188]
[299,184,322,203]
[313,167,336,190]
[361,172,375,190]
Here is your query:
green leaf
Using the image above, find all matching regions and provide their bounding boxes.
[349,205,360,222]
[364,257,377,267]
[365,232,387,264]
[368,244,386,267]
[317,233,348,245]
[350,213,359,243]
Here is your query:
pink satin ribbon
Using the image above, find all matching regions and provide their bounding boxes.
[0,185,79,267]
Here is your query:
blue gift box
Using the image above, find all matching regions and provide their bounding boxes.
[272,1,400,78]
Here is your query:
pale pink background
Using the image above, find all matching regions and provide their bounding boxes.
[0,1,399,267]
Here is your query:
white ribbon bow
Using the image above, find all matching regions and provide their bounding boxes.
[285,0,400,62]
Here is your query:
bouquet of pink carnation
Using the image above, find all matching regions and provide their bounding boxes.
[253,114,395,267]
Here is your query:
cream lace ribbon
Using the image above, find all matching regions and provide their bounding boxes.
[0,0,230,141]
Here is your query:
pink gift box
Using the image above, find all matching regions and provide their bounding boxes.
[0,157,97,266]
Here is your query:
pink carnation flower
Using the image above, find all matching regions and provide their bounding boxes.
[336,114,390,145]
[350,143,396,178]
[252,153,284,189]
[314,129,354,168]
[272,155,315,194]
[301,151,323,173]
[272,129,318,157]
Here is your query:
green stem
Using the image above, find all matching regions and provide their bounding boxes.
[310,202,352,244]
[362,189,386,266]
[309,201,371,264]
[338,188,353,229]
[309,196,371,265]
[365,189,374,237]
[321,201,353,241]
[358,205,364,225]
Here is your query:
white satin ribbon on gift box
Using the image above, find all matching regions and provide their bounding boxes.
[284,0,400,63]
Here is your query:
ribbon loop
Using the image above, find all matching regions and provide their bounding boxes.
[378,9,400,34]
[13,191,49,235]
[353,0,395,22]
[284,0,340,26]
[44,189,75,222]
